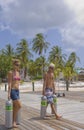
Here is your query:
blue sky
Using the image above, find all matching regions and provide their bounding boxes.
[0,0,84,67]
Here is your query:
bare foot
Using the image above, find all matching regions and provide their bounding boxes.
[13,122,18,128]
[56,115,62,120]
[45,114,51,117]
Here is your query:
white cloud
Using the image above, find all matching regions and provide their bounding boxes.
[64,0,84,24]
[0,0,73,37]
[65,48,77,53]
[61,22,84,47]
[0,0,84,48]
[60,0,84,47]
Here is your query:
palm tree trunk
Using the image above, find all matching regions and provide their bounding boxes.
[66,79,69,91]
[24,67,27,79]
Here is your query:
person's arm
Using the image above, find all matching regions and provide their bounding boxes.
[53,74,56,94]
[53,82,56,94]
[42,73,47,95]
[8,71,12,99]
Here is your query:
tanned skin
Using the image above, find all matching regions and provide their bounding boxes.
[8,60,21,128]
[42,66,62,119]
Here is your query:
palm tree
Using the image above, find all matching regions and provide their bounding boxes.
[32,33,50,77]
[63,52,80,91]
[28,60,37,79]
[0,54,12,79]
[63,62,73,91]
[16,39,32,78]
[1,44,14,58]
[68,52,80,66]
[0,44,14,79]
[32,33,50,55]
[49,46,66,77]
[35,56,47,75]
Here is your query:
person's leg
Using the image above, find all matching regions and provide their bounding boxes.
[51,101,57,115]
[51,107,54,115]
[50,103,62,119]
[13,100,21,127]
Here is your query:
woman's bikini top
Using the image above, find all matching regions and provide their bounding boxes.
[12,72,20,81]
[13,76,20,81]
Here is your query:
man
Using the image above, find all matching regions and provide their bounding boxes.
[42,63,62,119]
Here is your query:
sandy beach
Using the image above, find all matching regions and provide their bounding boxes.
[0,80,84,92]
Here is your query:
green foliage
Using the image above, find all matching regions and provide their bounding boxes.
[16,39,32,78]
[0,44,15,79]
[32,75,42,80]
[62,52,80,91]
[0,55,12,78]
[1,44,15,57]
[0,35,81,83]
[32,33,50,55]
[28,59,42,79]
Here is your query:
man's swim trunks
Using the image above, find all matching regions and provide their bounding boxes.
[45,88,54,104]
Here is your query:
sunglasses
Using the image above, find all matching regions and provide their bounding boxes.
[50,67,54,70]
[15,64,20,66]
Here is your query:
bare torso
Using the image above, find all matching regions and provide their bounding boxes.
[44,71,54,89]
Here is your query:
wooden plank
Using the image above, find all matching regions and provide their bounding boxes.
[18,104,83,129]
[19,106,79,130]
[60,118,84,129]
[20,106,63,130]
[21,119,54,130]
[24,108,76,130]
[23,105,84,130]
[0,99,55,130]
[0,98,84,130]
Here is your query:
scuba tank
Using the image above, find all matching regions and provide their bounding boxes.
[40,96,47,118]
[52,94,57,114]
[5,99,13,128]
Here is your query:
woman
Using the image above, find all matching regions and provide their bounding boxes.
[8,59,21,128]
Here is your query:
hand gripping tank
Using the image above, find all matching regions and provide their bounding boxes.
[40,96,47,118]
[5,100,13,128]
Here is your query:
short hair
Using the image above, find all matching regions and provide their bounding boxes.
[49,63,55,68]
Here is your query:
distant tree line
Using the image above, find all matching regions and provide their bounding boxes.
[0,33,80,91]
